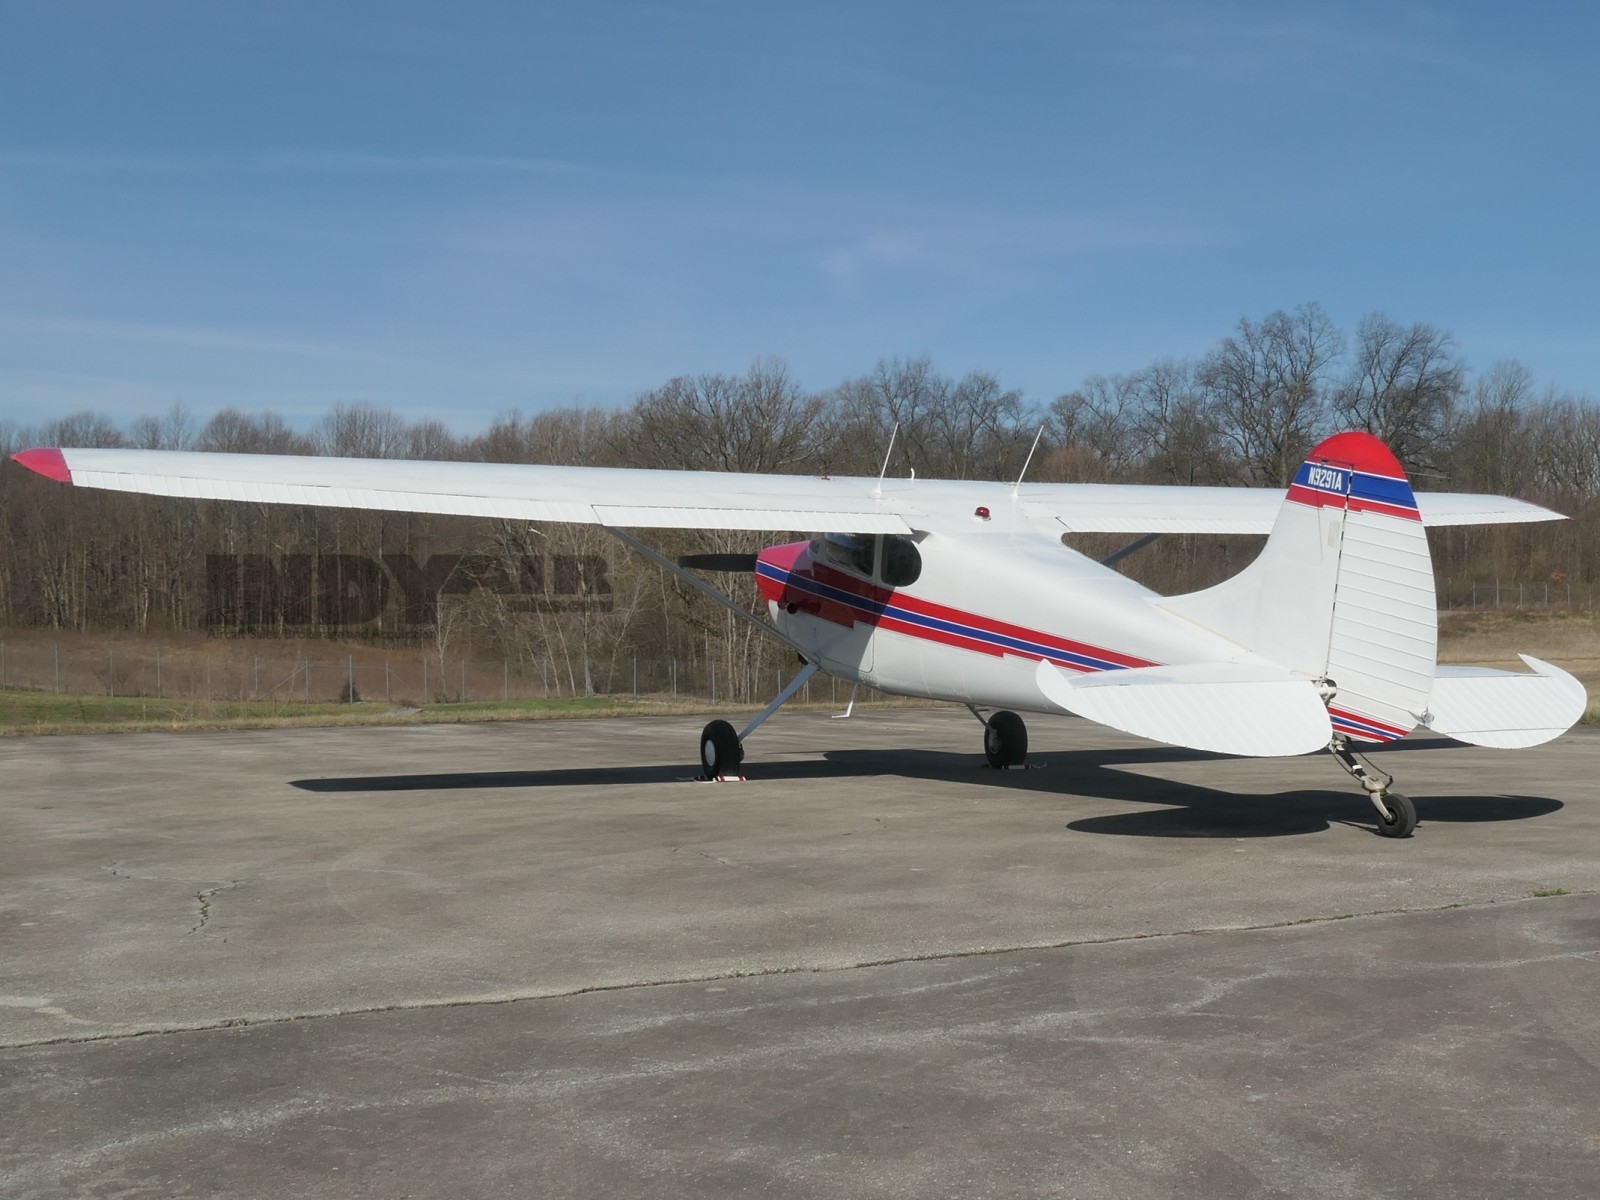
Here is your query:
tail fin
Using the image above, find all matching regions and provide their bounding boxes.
[1159,432,1436,743]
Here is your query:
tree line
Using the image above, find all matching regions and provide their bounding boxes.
[1,302,1596,695]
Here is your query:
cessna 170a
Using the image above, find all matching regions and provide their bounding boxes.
[13,430,1587,838]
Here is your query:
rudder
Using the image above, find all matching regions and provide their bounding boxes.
[1159,432,1436,744]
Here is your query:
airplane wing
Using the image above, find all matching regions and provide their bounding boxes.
[11,447,1564,534]
[11,447,915,533]
[1031,483,1559,533]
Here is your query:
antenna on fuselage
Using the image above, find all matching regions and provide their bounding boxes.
[873,422,900,498]
[1012,424,1046,496]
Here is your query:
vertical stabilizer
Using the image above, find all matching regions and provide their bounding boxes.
[1159,432,1436,743]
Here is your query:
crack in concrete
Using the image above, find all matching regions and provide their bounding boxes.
[187,882,243,935]
[673,845,752,870]
[6,889,1594,1051]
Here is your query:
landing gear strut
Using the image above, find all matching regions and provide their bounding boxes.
[970,706,1028,768]
[1328,736,1417,838]
[698,661,820,779]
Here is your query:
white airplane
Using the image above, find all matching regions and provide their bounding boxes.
[13,430,1587,837]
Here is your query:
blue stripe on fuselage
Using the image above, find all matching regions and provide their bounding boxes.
[759,562,1129,673]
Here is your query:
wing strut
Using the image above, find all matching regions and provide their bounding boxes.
[603,527,812,657]
[1099,533,1163,568]
[739,662,820,742]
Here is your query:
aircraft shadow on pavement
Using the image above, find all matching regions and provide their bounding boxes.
[829,745,1563,839]
[1059,787,1563,840]
[290,738,1561,839]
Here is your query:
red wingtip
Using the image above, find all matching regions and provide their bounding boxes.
[12,448,73,483]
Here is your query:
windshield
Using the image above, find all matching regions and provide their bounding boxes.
[817,532,876,578]
[808,532,920,587]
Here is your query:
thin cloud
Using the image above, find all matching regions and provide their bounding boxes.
[255,151,587,175]
[820,208,1216,284]
[0,313,382,361]
[1050,0,1465,89]
[0,150,586,175]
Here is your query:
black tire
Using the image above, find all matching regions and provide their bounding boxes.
[1374,790,1417,838]
[983,710,1028,769]
[700,719,743,778]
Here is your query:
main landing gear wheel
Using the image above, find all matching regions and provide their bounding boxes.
[1372,790,1417,839]
[700,719,743,778]
[984,710,1028,769]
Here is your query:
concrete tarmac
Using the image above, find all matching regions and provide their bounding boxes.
[3,709,1598,1198]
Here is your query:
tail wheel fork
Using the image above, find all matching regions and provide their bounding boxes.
[1328,736,1417,838]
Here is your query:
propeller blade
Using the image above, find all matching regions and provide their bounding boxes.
[676,553,760,573]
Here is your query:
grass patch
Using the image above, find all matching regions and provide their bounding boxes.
[0,689,688,735]
[0,687,937,736]
[1531,887,1572,898]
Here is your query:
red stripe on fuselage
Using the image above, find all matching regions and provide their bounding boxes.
[1285,482,1345,510]
[1346,496,1422,521]
[757,551,1156,672]
[1327,705,1410,742]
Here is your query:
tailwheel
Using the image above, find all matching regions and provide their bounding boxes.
[1328,736,1418,838]
[700,719,742,778]
[983,710,1028,769]
[1371,790,1417,839]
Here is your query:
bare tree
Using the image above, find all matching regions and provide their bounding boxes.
[45,411,128,448]
[318,402,409,459]
[826,357,943,476]
[1126,358,1229,485]
[0,420,40,457]
[1332,314,1463,471]
[129,402,197,450]
[1444,360,1536,494]
[405,417,461,461]
[1200,303,1344,486]
[198,409,316,455]
[471,405,622,466]
[626,358,825,474]
[1045,374,1140,481]
[922,371,1032,480]
[1528,392,1600,498]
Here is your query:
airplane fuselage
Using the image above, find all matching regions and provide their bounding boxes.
[756,528,1261,714]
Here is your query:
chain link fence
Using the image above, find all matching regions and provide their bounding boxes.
[1439,579,1597,610]
[0,641,887,708]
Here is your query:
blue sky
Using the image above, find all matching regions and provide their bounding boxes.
[1,1,1596,431]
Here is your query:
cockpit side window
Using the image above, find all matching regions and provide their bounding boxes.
[807,532,921,588]
[881,535,922,587]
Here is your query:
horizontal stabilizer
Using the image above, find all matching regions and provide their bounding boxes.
[1036,660,1332,757]
[1423,655,1588,748]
